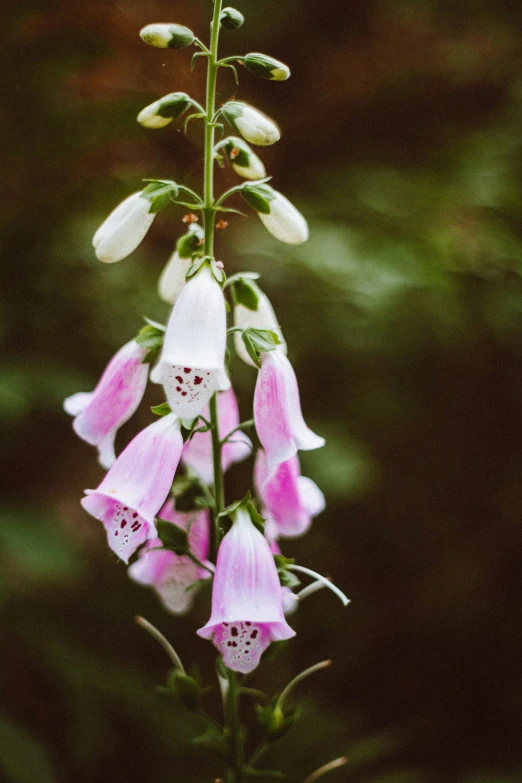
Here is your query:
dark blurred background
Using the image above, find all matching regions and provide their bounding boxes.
[2,0,522,781]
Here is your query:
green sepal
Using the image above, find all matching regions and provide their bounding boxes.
[223,137,251,168]
[232,278,259,311]
[241,328,281,368]
[151,402,172,417]
[141,180,179,213]
[255,702,297,740]
[220,7,245,29]
[176,223,204,258]
[157,92,192,119]
[186,255,209,280]
[243,53,290,81]
[166,25,195,49]
[241,183,275,215]
[274,555,301,589]
[219,492,265,533]
[135,323,165,363]
[165,668,200,710]
[211,257,226,285]
[156,517,189,555]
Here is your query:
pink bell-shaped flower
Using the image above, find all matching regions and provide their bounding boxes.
[182,387,252,483]
[197,506,295,674]
[81,413,183,563]
[64,340,149,469]
[128,500,210,614]
[253,350,325,476]
[151,264,230,419]
[254,449,325,538]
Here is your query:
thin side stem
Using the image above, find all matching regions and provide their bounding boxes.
[209,392,225,552]
[135,616,185,673]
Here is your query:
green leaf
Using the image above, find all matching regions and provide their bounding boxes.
[186,255,210,280]
[141,180,179,213]
[156,518,189,555]
[135,323,165,364]
[274,555,301,588]
[233,278,259,310]
[151,402,172,416]
[241,328,282,367]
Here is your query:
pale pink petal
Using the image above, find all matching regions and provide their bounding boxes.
[297,476,326,518]
[276,351,325,452]
[254,351,297,474]
[64,340,149,469]
[81,413,183,562]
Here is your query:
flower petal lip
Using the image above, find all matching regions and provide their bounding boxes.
[92,192,155,263]
[81,413,183,562]
[259,191,309,244]
[63,340,149,469]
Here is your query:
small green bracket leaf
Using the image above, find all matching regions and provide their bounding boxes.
[151,402,172,416]
[156,518,190,555]
[141,180,179,213]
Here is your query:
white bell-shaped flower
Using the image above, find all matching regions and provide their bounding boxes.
[223,137,266,180]
[92,192,155,263]
[151,264,230,418]
[242,184,309,245]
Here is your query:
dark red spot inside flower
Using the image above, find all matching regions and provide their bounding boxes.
[194,376,203,385]
[121,520,127,529]
[176,386,181,392]
[131,521,141,531]
[223,623,228,626]
[231,627,238,637]
[132,512,138,518]
[123,507,128,511]
[175,376,183,383]
[245,622,251,626]
[246,641,251,646]
[182,391,187,396]
[184,368,191,373]
[251,630,258,639]
[227,641,232,647]
[232,641,237,648]
[115,531,119,536]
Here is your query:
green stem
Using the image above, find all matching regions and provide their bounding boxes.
[209,392,225,550]
[226,670,243,782]
[203,0,223,256]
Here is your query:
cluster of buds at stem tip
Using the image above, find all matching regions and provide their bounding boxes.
[158,223,204,304]
[221,137,266,180]
[222,102,280,146]
[137,92,193,129]
[140,23,194,49]
[241,183,309,244]
[243,53,291,81]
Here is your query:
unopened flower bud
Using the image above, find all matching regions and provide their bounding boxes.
[220,7,245,29]
[223,137,266,180]
[93,192,155,263]
[137,92,192,129]
[140,23,195,49]
[243,53,290,81]
[242,184,308,244]
[222,101,280,146]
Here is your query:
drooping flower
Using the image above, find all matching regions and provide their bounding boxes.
[182,386,252,483]
[63,340,149,469]
[151,264,230,418]
[81,413,183,563]
[92,192,156,263]
[222,101,280,146]
[197,507,295,673]
[243,53,290,81]
[222,137,266,180]
[233,282,286,367]
[137,92,192,129]
[241,183,308,245]
[158,223,204,304]
[254,349,325,475]
[139,23,195,49]
[255,449,325,538]
[128,500,210,614]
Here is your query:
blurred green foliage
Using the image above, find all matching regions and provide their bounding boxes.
[2,0,522,781]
